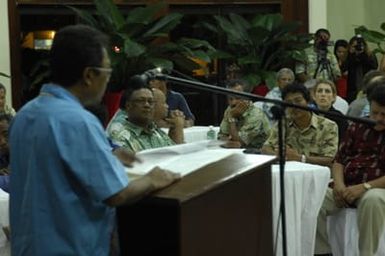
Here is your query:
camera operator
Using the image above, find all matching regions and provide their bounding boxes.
[296,28,341,83]
[345,34,378,103]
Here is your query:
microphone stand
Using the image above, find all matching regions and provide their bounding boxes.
[158,74,376,256]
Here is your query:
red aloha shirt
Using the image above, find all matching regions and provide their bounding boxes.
[335,122,385,186]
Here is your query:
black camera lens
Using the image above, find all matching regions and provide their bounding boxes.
[354,35,365,52]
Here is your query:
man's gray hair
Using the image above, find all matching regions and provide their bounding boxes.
[276,68,295,81]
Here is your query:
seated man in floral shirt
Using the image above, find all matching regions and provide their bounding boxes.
[315,84,385,256]
[107,79,184,152]
[261,82,338,167]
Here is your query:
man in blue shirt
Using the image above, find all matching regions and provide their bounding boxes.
[9,25,180,256]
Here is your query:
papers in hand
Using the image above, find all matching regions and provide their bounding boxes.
[126,140,242,177]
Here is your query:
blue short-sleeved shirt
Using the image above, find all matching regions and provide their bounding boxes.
[9,84,129,256]
[167,90,195,120]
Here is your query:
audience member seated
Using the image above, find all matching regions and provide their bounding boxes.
[305,78,349,115]
[257,68,295,122]
[345,35,378,103]
[152,88,184,143]
[312,79,348,143]
[334,39,349,98]
[148,75,195,127]
[314,84,385,256]
[107,81,184,152]
[0,114,12,193]
[296,28,341,83]
[347,70,385,117]
[218,79,270,149]
[261,82,338,167]
[0,83,15,116]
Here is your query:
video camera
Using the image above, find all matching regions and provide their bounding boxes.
[354,34,365,52]
[316,38,334,51]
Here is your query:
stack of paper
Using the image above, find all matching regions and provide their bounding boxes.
[125,141,243,177]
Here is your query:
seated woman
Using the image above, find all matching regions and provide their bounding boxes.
[0,83,15,116]
[0,113,12,193]
[312,79,348,143]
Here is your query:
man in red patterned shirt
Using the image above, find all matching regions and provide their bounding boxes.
[315,84,385,256]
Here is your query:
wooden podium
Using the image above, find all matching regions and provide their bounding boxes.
[117,154,275,256]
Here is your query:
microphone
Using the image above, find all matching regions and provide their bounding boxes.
[140,67,168,83]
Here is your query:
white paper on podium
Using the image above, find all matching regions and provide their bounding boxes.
[125,141,243,176]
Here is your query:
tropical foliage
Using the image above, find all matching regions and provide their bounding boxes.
[198,13,311,89]
[69,0,217,91]
[355,24,385,55]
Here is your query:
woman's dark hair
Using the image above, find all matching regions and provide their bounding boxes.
[334,39,348,57]
[50,25,109,87]
[281,82,311,102]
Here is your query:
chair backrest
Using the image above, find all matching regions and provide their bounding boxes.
[333,96,349,115]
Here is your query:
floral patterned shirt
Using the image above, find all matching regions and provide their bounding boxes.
[335,122,385,186]
[106,109,174,153]
[219,104,270,148]
[264,113,338,158]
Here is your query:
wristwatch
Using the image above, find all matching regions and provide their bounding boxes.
[228,117,237,123]
[363,182,372,190]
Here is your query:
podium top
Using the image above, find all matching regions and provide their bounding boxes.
[153,154,276,202]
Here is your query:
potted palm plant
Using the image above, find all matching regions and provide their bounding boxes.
[68,0,217,92]
[355,24,385,55]
[197,13,311,91]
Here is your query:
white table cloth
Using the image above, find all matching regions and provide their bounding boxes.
[272,161,330,256]
[328,208,385,256]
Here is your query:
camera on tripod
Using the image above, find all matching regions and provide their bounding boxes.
[354,34,365,52]
[316,38,334,52]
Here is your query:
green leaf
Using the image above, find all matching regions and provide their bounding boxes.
[94,0,125,30]
[262,71,277,90]
[143,13,183,38]
[66,6,98,28]
[243,74,262,89]
[126,2,166,25]
[178,38,215,51]
[0,72,10,78]
[238,56,261,65]
[189,50,211,63]
[214,15,248,45]
[209,50,233,59]
[123,38,146,57]
[251,14,283,31]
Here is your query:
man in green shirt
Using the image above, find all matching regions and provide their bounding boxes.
[218,79,270,149]
[107,79,184,152]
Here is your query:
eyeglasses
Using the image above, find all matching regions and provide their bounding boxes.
[89,67,113,74]
[131,98,156,106]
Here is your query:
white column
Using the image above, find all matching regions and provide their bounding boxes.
[0,1,11,106]
[308,0,328,33]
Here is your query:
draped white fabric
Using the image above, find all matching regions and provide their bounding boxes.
[328,208,385,256]
[272,162,330,256]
